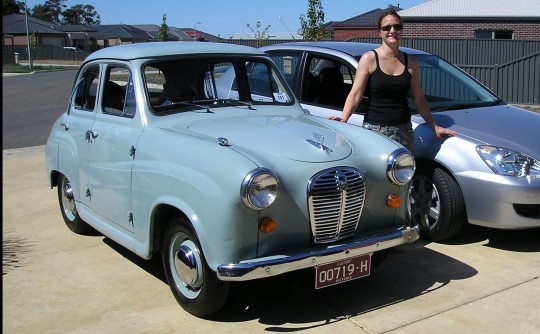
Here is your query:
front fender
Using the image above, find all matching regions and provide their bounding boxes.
[131,131,261,270]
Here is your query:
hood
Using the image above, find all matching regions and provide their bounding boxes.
[185,114,352,163]
[416,105,540,158]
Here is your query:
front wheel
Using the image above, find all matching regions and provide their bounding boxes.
[162,220,230,317]
[407,165,466,242]
[57,174,92,234]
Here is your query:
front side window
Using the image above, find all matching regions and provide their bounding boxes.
[144,56,293,114]
[102,66,136,118]
[267,52,301,88]
[304,56,355,109]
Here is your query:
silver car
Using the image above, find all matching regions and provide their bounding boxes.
[45,42,418,317]
[262,41,540,241]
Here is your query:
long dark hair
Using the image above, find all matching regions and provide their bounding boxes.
[377,10,402,29]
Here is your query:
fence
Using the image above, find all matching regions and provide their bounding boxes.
[3,44,90,63]
[4,38,539,104]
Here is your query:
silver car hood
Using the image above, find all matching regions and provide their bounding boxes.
[414,105,540,158]
[186,114,352,162]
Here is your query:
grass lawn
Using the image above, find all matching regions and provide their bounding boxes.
[3,63,77,73]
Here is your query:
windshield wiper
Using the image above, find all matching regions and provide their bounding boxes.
[153,100,213,113]
[223,99,256,110]
[200,98,256,110]
[431,102,496,112]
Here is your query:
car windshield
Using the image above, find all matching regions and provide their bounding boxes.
[144,56,293,114]
[409,54,502,113]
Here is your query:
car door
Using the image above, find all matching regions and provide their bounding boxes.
[61,64,100,210]
[86,64,142,232]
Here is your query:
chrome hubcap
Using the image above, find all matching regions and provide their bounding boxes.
[61,178,77,221]
[170,234,203,299]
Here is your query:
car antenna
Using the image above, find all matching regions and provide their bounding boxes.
[279,16,296,40]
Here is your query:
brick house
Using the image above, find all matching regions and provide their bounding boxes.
[331,0,540,41]
[399,0,540,40]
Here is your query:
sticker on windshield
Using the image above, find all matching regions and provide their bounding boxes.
[273,92,289,103]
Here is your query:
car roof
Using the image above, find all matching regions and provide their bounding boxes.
[85,41,266,62]
[261,41,431,57]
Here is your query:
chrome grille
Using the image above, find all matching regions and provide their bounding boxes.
[307,167,366,244]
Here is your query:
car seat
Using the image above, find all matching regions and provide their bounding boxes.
[317,67,346,108]
[103,81,125,113]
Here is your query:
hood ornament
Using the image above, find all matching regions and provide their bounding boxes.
[307,133,333,152]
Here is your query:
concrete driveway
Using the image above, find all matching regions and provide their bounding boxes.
[3,146,540,333]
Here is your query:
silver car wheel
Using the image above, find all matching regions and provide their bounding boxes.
[60,176,77,222]
[169,232,204,299]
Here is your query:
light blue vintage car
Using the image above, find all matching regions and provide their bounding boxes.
[45,42,418,317]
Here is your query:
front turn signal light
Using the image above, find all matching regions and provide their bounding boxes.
[259,217,277,233]
[386,194,400,208]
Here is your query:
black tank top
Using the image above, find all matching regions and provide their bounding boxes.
[364,50,411,125]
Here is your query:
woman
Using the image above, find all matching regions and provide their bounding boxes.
[329,10,456,149]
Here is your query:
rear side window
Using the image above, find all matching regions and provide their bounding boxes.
[72,65,100,111]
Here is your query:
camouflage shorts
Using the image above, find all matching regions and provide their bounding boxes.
[362,123,414,150]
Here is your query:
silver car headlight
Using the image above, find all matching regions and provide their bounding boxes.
[387,148,416,185]
[241,168,279,210]
[476,145,540,178]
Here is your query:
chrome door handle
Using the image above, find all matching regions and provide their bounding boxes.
[85,130,98,141]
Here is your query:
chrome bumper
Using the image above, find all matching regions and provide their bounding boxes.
[217,226,419,281]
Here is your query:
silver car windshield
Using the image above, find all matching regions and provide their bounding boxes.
[144,57,294,114]
[410,55,501,113]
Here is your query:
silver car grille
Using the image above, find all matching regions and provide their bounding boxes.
[307,167,366,244]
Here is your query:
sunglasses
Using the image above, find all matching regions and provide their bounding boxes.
[380,24,403,32]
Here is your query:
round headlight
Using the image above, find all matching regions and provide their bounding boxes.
[387,148,416,185]
[241,168,279,210]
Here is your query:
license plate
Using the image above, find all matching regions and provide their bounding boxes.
[315,253,371,289]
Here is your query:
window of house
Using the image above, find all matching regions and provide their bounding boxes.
[475,29,514,40]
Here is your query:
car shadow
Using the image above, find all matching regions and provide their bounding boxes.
[438,224,540,252]
[101,237,476,327]
[208,240,477,325]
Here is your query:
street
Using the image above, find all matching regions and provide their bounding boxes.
[2,70,77,150]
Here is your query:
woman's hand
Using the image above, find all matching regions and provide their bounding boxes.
[434,125,457,140]
[326,116,345,122]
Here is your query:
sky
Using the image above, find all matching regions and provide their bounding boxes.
[24,0,428,38]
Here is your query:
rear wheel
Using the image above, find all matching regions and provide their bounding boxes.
[162,219,230,317]
[58,174,92,234]
[407,165,466,241]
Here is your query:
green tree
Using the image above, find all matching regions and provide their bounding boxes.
[62,4,100,25]
[31,3,54,22]
[247,21,270,47]
[299,0,329,41]
[157,14,168,41]
[3,0,25,15]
